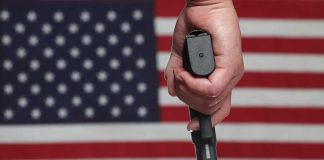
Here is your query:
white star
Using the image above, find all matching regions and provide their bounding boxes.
[110,106,121,118]
[136,58,146,69]
[31,108,41,120]
[72,96,82,107]
[120,21,131,33]
[133,9,143,21]
[15,23,25,34]
[94,22,105,33]
[98,94,109,106]
[17,72,28,83]
[29,59,40,71]
[30,84,41,95]
[57,83,67,94]
[137,106,148,118]
[56,59,67,70]
[71,71,81,82]
[27,10,37,22]
[16,47,27,59]
[83,82,94,94]
[57,107,68,119]
[106,10,117,21]
[3,109,14,120]
[3,84,14,95]
[84,107,95,118]
[44,71,55,83]
[70,47,80,58]
[45,96,55,107]
[0,9,10,21]
[53,11,64,22]
[68,23,79,34]
[1,34,11,46]
[55,35,65,46]
[124,95,135,106]
[42,23,52,34]
[109,58,120,70]
[43,47,54,58]
[110,82,120,93]
[81,34,92,45]
[28,35,39,46]
[137,82,147,93]
[122,46,132,57]
[123,70,134,81]
[18,97,28,108]
[3,59,13,71]
[96,46,106,57]
[83,59,93,70]
[80,10,91,22]
[134,34,145,45]
[97,70,108,82]
[107,34,118,45]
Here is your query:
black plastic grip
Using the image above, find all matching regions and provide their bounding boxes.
[183,30,217,160]
[183,30,215,78]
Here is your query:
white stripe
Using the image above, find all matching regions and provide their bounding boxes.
[157,52,324,73]
[155,18,324,38]
[240,19,324,38]
[0,123,324,143]
[159,88,324,107]
[243,53,324,73]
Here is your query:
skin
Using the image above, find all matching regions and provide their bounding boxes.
[164,0,244,131]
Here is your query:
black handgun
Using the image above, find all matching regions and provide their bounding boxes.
[183,30,217,160]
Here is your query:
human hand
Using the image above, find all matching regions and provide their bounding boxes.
[164,0,244,131]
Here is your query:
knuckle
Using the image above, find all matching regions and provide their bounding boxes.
[168,89,176,97]
[233,60,245,80]
[205,108,216,115]
[207,99,217,108]
[198,109,209,115]
[199,106,216,115]
[206,84,221,97]
[224,108,231,117]
[222,105,231,117]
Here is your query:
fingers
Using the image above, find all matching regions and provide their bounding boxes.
[187,93,231,131]
[164,54,183,97]
[210,93,231,126]
[164,11,189,97]
[175,67,232,98]
[171,10,189,55]
[187,117,199,132]
[174,72,221,114]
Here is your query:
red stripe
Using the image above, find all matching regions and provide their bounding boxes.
[155,0,324,19]
[160,107,324,124]
[158,36,324,53]
[220,142,324,158]
[233,0,324,19]
[242,38,324,54]
[237,72,324,88]
[159,72,324,88]
[1,142,324,158]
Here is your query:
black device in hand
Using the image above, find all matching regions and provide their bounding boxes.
[183,30,217,160]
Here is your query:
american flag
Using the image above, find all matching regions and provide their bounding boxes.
[1,0,324,159]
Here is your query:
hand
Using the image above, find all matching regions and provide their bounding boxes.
[164,0,244,131]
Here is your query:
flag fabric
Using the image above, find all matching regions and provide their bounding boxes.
[1,0,324,159]
[0,0,158,125]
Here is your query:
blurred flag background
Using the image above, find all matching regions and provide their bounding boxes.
[1,0,324,159]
